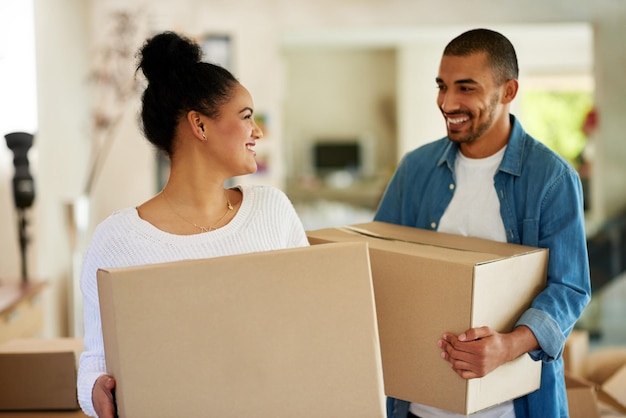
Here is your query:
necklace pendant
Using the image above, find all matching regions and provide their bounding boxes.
[198,226,210,233]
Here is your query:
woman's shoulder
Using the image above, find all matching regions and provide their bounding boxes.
[238,184,290,202]
[91,207,141,239]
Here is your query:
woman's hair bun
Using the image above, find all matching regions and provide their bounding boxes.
[137,31,202,85]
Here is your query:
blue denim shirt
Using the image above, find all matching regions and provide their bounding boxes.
[375,115,591,418]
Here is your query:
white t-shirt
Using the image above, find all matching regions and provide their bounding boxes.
[410,146,514,418]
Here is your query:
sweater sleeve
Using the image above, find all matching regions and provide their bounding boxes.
[77,225,113,417]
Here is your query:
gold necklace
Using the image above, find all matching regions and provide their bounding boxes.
[163,189,234,233]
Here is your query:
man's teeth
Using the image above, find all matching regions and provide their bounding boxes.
[448,116,468,124]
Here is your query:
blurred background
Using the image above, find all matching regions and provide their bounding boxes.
[0,0,624,352]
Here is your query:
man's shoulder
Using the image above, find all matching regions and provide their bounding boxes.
[404,137,449,162]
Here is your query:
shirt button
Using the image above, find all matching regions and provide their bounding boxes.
[430,222,437,229]
[449,183,455,190]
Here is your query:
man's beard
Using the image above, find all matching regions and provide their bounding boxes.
[447,92,500,144]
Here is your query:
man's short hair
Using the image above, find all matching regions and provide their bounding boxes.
[443,28,519,85]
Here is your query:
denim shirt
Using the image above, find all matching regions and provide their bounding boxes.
[375,115,591,418]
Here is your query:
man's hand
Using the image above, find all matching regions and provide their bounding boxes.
[437,325,539,380]
[93,374,117,418]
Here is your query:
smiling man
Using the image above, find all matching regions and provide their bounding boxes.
[375,29,591,418]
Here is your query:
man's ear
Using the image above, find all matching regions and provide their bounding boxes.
[502,78,519,104]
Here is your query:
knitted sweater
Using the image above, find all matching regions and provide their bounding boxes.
[77,184,309,417]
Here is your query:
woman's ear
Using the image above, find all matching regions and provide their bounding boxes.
[186,111,207,141]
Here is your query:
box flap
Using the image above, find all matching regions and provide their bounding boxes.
[598,364,626,413]
[565,372,601,418]
[98,242,385,418]
[0,338,83,355]
[309,224,523,266]
[347,222,543,258]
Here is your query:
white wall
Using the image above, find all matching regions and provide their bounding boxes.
[0,1,38,284]
[283,47,397,181]
[1,0,625,337]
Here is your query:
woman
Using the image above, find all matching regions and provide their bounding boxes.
[77,31,309,417]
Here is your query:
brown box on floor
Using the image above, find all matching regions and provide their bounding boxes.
[564,329,626,415]
[565,372,601,418]
[564,329,590,377]
[307,221,547,415]
[585,347,626,414]
[98,242,385,418]
[0,282,46,344]
[0,338,83,411]
[0,412,90,418]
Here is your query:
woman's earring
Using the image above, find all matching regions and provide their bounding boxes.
[201,133,207,141]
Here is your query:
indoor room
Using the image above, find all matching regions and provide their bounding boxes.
[1,0,626,417]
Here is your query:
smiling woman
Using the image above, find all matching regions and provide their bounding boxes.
[75,30,310,418]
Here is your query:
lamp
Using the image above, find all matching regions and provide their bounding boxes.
[4,131,35,284]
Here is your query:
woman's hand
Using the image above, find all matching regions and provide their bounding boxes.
[93,374,117,418]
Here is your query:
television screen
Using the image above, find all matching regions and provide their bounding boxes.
[313,142,361,173]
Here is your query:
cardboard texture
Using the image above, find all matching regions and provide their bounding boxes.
[0,412,90,418]
[0,282,46,344]
[307,221,547,415]
[562,327,626,416]
[98,242,385,418]
[0,338,83,411]
[585,348,626,413]
[564,330,590,377]
[565,372,601,418]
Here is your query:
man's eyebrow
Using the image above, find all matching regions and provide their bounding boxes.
[436,77,479,85]
[455,78,478,85]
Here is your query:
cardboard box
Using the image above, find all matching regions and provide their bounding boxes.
[0,338,83,411]
[0,282,46,344]
[0,411,90,418]
[564,330,590,377]
[565,372,601,418]
[97,242,385,418]
[584,348,626,414]
[307,221,547,415]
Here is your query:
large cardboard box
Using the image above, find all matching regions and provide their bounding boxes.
[0,338,83,411]
[565,372,601,418]
[97,242,385,418]
[307,221,547,415]
[584,348,626,414]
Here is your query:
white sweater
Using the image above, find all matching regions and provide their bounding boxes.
[77,184,309,417]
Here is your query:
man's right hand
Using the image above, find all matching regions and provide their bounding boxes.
[93,374,117,418]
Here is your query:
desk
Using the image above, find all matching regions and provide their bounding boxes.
[0,281,46,344]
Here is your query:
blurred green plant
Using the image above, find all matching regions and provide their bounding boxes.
[521,90,593,168]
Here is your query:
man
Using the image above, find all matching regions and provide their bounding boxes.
[375,28,591,418]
